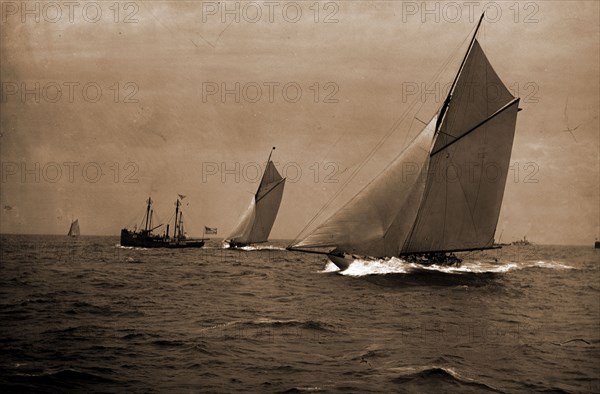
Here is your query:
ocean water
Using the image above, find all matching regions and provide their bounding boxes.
[0,235,598,393]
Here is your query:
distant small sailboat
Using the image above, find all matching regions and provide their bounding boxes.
[226,147,286,248]
[289,13,521,270]
[67,219,80,237]
[120,197,205,248]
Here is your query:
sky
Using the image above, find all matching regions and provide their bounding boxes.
[0,0,598,245]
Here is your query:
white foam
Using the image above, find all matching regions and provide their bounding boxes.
[115,244,148,250]
[222,243,285,251]
[335,256,520,277]
[415,261,519,274]
[341,257,410,276]
[239,245,286,251]
[529,260,574,270]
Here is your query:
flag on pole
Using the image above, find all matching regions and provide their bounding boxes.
[204,226,217,235]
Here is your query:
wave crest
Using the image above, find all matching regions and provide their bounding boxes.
[390,366,502,392]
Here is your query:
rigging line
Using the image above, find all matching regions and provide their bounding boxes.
[139,206,149,231]
[289,93,421,246]
[289,33,472,246]
[321,133,346,166]
[289,92,426,247]
[400,93,428,152]
[153,211,165,228]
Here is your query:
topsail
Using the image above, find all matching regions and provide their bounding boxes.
[291,17,520,259]
[227,149,286,246]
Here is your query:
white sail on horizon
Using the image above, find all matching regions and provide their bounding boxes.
[68,219,80,237]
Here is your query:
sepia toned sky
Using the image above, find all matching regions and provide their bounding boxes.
[1,0,598,245]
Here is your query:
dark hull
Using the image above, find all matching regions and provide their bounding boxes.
[326,252,463,271]
[227,241,249,249]
[120,229,204,249]
[327,254,352,271]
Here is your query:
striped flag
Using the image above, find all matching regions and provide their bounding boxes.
[204,226,217,235]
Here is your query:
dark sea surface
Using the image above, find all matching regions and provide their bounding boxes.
[0,234,598,393]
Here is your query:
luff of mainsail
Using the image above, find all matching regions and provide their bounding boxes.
[227,150,286,245]
[293,116,437,257]
[291,23,520,259]
[68,219,80,237]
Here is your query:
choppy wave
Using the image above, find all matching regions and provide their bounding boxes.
[1,235,597,393]
[389,366,502,392]
[277,386,324,393]
[198,318,336,334]
[5,368,118,389]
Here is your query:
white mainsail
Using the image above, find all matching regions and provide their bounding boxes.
[68,219,80,237]
[227,153,286,245]
[291,28,520,259]
[294,116,436,257]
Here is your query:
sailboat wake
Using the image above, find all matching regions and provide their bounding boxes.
[222,243,286,251]
[242,245,287,251]
[322,257,574,277]
[339,257,516,276]
[115,244,149,251]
